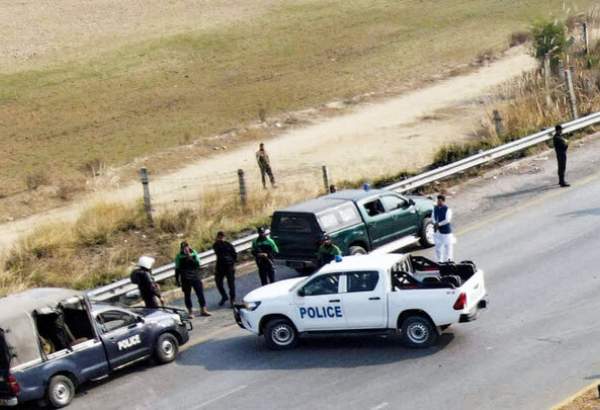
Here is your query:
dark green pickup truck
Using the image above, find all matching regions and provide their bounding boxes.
[270,189,435,272]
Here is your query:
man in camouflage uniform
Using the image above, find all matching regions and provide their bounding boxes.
[256,143,276,189]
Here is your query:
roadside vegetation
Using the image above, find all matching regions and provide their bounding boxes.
[0,0,594,215]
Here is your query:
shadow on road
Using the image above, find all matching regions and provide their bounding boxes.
[558,207,600,218]
[485,184,556,200]
[177,332,454,371]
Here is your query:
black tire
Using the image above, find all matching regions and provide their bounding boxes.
[154,333,179,364]
[400,315,438,348]
[47,375,75,409]
[349,245,367,255]
[264,318,299,350]
[419,217,435,248]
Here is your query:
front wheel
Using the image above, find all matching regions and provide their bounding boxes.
[47,375,75,408]
[400,315,438,348]
[264,319,299,350]
[154,333,179,364]
[419,217,435,248]
[349,245,367,255]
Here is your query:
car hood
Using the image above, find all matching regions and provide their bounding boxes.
[408,195,434,213]
[138,309,178,323]
[244,278,305,302]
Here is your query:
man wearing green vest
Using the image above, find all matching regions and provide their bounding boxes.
[317,234,342,267]
[251,227,279,285]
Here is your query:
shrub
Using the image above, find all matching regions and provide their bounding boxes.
[531,20,568,70]
[509,31,532,47]
[25,170,49,191]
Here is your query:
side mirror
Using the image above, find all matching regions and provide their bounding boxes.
[408,198,415,206]
[297,289,305,297]
[136,316,145,324]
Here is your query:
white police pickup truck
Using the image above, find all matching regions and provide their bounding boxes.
[234,254,487,349]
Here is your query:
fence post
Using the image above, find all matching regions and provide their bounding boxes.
[139,167,153,224]
[583,22,590,55]
[321,165,330,193]
[492,110,504,137]
[237,169,247,206]
[543,53,552,106]
[564,67,579,120]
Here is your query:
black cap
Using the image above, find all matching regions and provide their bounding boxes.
[555,124,563,133]
[257,227,266,235]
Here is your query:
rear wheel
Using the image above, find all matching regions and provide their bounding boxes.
[47,375,75,408]
[419,218,435,248]
[264,319,299,350]
[349,245,367,255]
[400,315,438,348]
[154,333,179,364]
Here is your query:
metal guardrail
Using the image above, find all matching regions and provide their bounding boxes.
[88,111,600,302]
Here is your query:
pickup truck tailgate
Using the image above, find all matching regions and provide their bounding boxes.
[460,269,486,312]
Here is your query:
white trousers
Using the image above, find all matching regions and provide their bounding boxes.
[434,233,455,262]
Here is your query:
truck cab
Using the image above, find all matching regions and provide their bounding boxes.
[0,288,191,408]
[270,189,435,272]
[234,254,487,350]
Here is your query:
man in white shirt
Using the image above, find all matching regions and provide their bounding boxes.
[432,194,456,262]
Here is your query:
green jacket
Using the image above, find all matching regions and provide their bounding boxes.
[317,243,341,265]
[174,250,201,282]
[252,236,279,260]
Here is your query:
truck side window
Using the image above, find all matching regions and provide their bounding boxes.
[363,199,385,217]
[302,275,340,296]
[380,195,408,212]
[347,271,379,292]
[97,311,137,333]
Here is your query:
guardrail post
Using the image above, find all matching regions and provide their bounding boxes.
[492,110,504,137]
[139,167,153,225]
[564,67,579,120]
[237,169,247,207]
[322,165,330,193]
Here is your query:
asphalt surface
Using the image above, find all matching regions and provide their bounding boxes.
[63,137,600,410]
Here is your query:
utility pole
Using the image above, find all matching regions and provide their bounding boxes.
[237,169,247,207]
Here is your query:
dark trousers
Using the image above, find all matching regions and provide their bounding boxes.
[182,277,206,310]
[215,264,236,301]
[257,259,275,285]
[556,151,567,184]
[260,165,275,188]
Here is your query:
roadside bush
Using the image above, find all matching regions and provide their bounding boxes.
[531,20,568,70]
[25,170,49,191]
[509,31,532,47]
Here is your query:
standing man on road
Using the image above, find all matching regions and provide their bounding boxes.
[130,256,164,308]
[251,227,279,286]
[175,241,211,318]
[256,143,276,189]
[553,124,570,187]
[432,195,456,263]
[213,231,238,308]
[317,234,342,267]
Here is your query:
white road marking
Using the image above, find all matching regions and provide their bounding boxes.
[192,385,248,409]
[370,402,389,410]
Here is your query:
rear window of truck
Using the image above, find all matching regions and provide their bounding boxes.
[317,203,362,232]
[273,214,315,233]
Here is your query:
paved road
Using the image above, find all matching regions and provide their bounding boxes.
[68,138,600,410]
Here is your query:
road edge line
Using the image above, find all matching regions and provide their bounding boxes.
[551,382,598,409]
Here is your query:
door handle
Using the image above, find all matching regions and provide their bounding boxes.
[369,297,381,301]
[329,299,340,303]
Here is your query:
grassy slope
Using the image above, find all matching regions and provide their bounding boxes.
[0,0,593,193]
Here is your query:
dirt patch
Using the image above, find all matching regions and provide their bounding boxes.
[555,384,600,410]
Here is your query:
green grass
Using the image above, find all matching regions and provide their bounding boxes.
[0,0,594,194]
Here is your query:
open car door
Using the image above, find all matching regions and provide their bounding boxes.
[0,328,15,404]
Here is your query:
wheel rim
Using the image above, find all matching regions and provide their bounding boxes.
[53,382,71,405]
[425,223,435,244]
[271,324,294,346]
[352,248,366,255]
[407,322,429,344]
[161,339,175,359]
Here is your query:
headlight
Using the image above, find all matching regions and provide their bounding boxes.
[174,315,183,326]
[243,301,261,311]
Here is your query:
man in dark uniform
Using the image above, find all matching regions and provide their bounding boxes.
[317,235,342,267]
[213,231,238,307]
[130,256,163,308]
[553,124,570,187]
[175,242,211,317]
[251,227,279,285]
[256,143,276,189]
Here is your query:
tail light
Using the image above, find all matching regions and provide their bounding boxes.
[453,292,467,310]
[8,374,20,395]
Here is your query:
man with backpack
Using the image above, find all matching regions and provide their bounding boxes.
[251,227,279,285]
[175,241,211,318]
